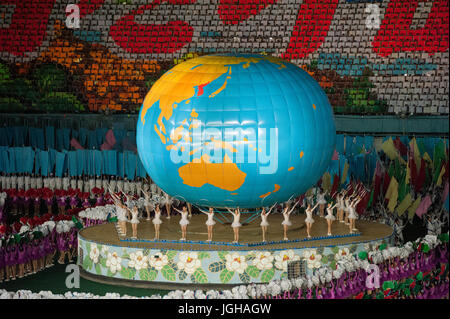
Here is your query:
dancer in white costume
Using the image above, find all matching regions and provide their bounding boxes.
[348,191,365,234]
[260,203,277,242]
[199,207,216,242]
[163,192,172,219]
[128,205,140,239]
[226,207,241,243]
[152,205,162,240]
[325,202,339,236]
[109,186,127,236]
[337,191,346,222]
[140,187,153,221]
[281,200,300,241]
[317,189,327,217]
[116,203,128,237]
[174,206,189,240]
[305,203,319,238]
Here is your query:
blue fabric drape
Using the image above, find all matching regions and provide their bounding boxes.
[55,151,67,177]
[68,151,78,176]
[93,150,103,176]
[39,150,50,176]
[45,126,55,149]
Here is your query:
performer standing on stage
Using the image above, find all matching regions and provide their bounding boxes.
[128,205,140,239]
[348,192,365,234]
[199,207,215,242]
[281,200,300,241]
[337,191,346,223]
[260,203,277,242]
[163,192,172,219]
[140,187,152,221]
[174,206,189,241]
[152,205,162,240]
[317,189,327,217]
[325,202,338,236]
[226,207,241,243]
[305,202,319,238]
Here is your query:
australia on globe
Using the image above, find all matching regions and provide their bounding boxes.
[136,54,336,208]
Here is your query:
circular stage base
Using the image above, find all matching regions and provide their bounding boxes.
[78,214,393,288]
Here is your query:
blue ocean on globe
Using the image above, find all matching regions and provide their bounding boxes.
[136,54,336,208]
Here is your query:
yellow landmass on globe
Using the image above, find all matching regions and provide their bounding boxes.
[178,154,246,192]
[140,55,286,145]
[259,184,281,198]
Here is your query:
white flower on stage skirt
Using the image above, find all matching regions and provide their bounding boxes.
[302,249,322,269]
[177,252,201,275]
[275,249,301,271]
[149,252,169,271]
[89,244,100,264]
[128,251,148,271]
[335,247,351,261]
[225,252,248,274]
[252,251,274,270]
[106,252,122,274]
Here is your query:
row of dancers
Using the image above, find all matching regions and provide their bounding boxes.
[106,186,367,243]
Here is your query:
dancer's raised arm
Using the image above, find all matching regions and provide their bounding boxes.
[267,203,277,215]
[287,200,300,215]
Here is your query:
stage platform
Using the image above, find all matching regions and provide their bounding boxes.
[78,214,394,289]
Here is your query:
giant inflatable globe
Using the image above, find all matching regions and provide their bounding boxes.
[137,54,336,208]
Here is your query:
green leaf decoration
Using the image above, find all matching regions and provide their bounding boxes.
[327,253,335,262]
[85,242,91,254]
[280,272,288,279]
[261,268,275,282]
[161,265,176,281]
[358,251,368,260]
[100,257,107,268]
[95,263,102,275]
[382,281,394,291]
[193,268,208,284]
[245,265,261,278]
[330,261,337,270]
[122,253,130,260]
[83,255,92,271]
[219,269,235,283]
[198,252,210,260]
[218,251,229,261]
[120,267,136,280]
[178,270,188,281]
[416,272,423,281]
[317,247,324,255]
[331,246,339,254]
[168,260,178,272]
[165,250,178,260]
[107,269,115,277]
[349,245,357,253]
[139,268,158,281]
[208,261,226,273]
[321,255,328,264]
[239,272,251,283]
